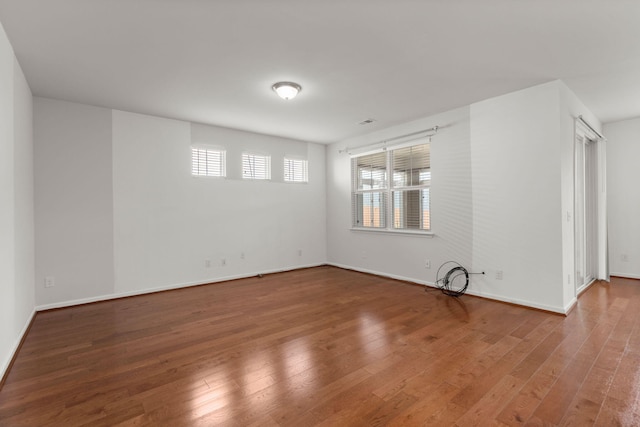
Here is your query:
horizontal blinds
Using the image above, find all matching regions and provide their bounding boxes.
[242,153,271,180]
[352,192,387,228]
[351,141,431,232]
[391,144,430,188]
[392,188,430,230]
[192,147,226,177]
[284,158,308,183]
[353,151,387,190]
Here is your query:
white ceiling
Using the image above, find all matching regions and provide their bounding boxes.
[0,0,639,144]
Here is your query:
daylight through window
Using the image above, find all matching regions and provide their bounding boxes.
[242,153,271,180]
[192,147,226,177]
[284,158,308,183]
[351,142,430,232]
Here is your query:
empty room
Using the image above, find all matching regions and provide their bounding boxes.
[1,1,640,425]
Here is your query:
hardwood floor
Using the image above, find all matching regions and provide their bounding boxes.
[1,266,639,426]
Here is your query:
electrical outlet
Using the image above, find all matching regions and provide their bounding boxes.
[44,276,55,288]
[495,270,503,280]
[205,259,211,268]
[240,252,245,260]
[621,254,629,262]
[298,249,302,256]
[221,258,226,266]
[425,259,431,269]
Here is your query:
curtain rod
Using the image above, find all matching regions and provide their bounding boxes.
[578,115,605,140]
[339,125,439,154]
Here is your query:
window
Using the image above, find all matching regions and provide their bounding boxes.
[192,147,226,177]
[352,152,387,228]
[284,158,308,183]
[391,144,431,230]
[242,153,271,180]
[351,142,431,232]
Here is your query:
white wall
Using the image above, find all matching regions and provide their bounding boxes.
[112,111,326,294]
[605,117,640,278]
[0,23,35,379]
[327,106,473,285]
[470,81,564,312]
[33,103,326,307]
[0,20,16,381]
[327,81,599,313]
[34,98,114,306]
[12,57,35,347]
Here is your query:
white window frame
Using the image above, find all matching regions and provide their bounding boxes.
[242,152,271,180]
[351,141,432,234]
[191,147,226,177]
[284,158,309,183]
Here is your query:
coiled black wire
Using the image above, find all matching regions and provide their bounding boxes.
[435,261,469,297]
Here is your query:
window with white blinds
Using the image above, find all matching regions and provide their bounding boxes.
[284,158,308,183]
[352,152,387,228]
[242,153,271,180]
[351,142,431,232]
[192,147,226,177]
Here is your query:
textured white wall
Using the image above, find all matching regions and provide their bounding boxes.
[605,117,640,279]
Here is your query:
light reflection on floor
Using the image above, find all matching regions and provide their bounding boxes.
[180,310,397,423]
[282,338,317,397]
[358,311,389,356]
[189,376,231,420]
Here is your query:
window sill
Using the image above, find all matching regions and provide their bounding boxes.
[350,227,435,237]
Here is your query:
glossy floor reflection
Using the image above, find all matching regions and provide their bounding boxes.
[1,267,639,426]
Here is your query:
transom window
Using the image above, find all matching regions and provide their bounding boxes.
[284,158,308,183]
[242,153,271,180]
[351,142,431,232]
[191,147,226,177]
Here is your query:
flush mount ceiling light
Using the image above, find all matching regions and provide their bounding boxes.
[272,81,302,100]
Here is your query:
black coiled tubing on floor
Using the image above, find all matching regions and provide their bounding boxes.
[435,261,469,297]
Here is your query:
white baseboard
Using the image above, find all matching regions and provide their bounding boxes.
[465,288,567,314]
[1,308,36,383]
[563,297,578,315]
[327,262,567,314]
[327,262,436,287]
[610,272,640,280]
[36,263,325,312]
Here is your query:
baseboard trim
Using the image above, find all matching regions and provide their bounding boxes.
[1,308,36,390]
[327,262,436,287]
[563,297,578,316]
[464,289,567,315]
[327,262,567,314]
[36,263,325,312]
[610,272,640,280]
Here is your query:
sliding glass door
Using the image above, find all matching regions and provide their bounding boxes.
[575,134,598,293]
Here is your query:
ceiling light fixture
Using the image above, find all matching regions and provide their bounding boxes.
[272,81,302,100]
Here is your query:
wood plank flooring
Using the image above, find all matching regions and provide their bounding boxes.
[1,266,640,426]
